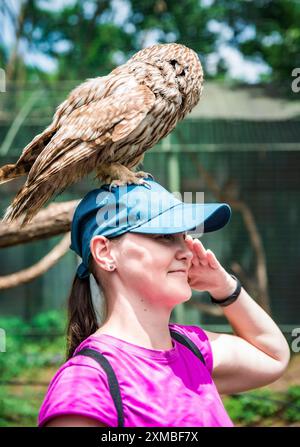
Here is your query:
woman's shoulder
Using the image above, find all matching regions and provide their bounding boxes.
[38,339,116,427]
[44,344,109,397]
[168,322,213,373]
[42,336,114,405]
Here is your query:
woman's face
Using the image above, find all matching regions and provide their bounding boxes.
[109,231,194,307]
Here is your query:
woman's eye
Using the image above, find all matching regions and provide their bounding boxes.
[157,234,174,240]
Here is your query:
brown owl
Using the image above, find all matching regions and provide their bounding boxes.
[0,43,203,225]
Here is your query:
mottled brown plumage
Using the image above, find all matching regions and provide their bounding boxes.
[0,43,204,225]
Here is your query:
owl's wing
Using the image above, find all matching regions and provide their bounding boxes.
[50,75,111,127]
[2,84,156,224]
[16,76,112,165]
[27,83,155,184]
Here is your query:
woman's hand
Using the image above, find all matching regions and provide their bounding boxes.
[185,235,237,299]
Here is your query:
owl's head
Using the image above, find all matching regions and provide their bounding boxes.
[129,43,204,118]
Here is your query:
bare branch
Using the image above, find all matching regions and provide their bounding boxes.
[0,232,71,289]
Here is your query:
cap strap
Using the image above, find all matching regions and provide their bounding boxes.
[76,262,90,279]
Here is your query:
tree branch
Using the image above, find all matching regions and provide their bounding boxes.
[0,200,79,248]
[0,232,71,289]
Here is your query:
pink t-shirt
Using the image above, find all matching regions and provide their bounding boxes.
[38,323,234,427]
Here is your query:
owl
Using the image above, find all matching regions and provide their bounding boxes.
[0,43,204,225]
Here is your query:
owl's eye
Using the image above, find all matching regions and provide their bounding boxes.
[169,59,186,76]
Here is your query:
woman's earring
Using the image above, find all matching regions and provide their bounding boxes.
[109,265,114,270]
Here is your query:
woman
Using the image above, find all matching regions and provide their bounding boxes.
[38,178,290,427]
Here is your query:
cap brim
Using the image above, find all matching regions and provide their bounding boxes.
[130,202,231,235]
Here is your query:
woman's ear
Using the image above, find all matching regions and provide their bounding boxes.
[90,236,109,267]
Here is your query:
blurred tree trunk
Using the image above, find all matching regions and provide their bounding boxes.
[5,0,28,82]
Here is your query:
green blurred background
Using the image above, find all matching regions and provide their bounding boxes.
[0,0,299,427]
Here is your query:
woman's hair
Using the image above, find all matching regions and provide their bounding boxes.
[66,235,122,360]
[66,262,98,360]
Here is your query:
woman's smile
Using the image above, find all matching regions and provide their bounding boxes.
[168,271,187,276]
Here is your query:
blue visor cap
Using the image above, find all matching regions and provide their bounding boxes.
[70,177,232,279]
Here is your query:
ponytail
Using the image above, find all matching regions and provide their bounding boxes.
[66,274,98,360]
[66,235,122,359]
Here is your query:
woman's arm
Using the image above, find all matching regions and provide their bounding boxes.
[185,236,291,394]
[204,276,290,394]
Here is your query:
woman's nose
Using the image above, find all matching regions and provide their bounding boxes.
[176,242,193,262]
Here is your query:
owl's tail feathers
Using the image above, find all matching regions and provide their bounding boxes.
[0,163,27,185]
[2,142,97,226]
[0,128,56,186]
[2,180,60,227]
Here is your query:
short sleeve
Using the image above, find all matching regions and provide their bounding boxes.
[187,325,214,375]
[38,357,118,427]
[171,324,214,375]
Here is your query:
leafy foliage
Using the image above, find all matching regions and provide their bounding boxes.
[0,310,67,426]
[0,310,66,381]
[224,390,281,424]
[210,0,300,96]
[224,386,300,425]
[283,386,300,422]
[1,0,299,94]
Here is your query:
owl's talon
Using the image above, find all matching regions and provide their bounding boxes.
[107,175,152,192]
[108,180,123,191]
[139,179,152,189]
[145,173,154,180]
[134,171,154,181]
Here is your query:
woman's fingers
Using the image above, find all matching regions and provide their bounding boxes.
[206,249,219,269]
[186,236,207,266]
[193,239,208,265]
[185,236,199,266]
[185,236,221,271]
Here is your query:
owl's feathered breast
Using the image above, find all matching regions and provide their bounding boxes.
[104,62,184,165]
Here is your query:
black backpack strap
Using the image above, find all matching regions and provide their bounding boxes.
[170,329,206,366]
[74,347,124,427]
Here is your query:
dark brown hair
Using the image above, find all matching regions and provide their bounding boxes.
[66,235,123,360]
[66,271,99,360]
